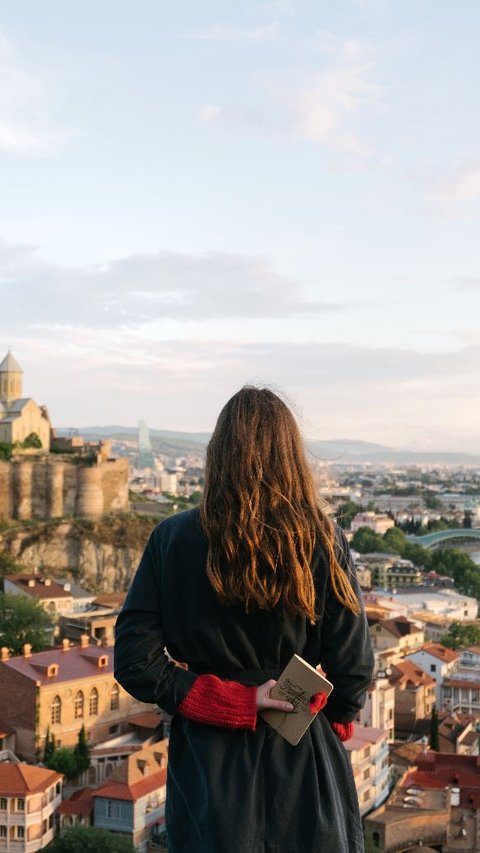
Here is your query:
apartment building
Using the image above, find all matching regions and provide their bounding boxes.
[344,726,390,816]
[4,573,74,619]
[389,660,436,740]
[0,762,62,852]
[356,677,395,741]
[0,637,153,760]
[92,742,168,853]
[370,616,424,655]
[404,643,459,704]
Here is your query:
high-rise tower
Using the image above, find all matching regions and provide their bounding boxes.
[0,350,23,403]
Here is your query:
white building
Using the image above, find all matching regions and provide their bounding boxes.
[403,643,459,704]
[356,677,395,741]
[0,762,62,852]
[345,726,390,816]
[351,512,395,535]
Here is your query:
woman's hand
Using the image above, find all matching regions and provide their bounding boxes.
[256,679,294,712]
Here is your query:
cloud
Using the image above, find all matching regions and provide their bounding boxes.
[0,31,70,155]
[14,333,480,450]
[421,161,480,206]
[189,23,278,43]
[199,35,381,158]
[451,276,480,292]
[0,238,354,328]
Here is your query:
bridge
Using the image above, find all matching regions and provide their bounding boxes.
[407,528,480,549]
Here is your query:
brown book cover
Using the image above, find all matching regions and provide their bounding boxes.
[260,654,333,746]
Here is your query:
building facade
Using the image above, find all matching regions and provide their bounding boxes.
[0,762,62,853]
[0,638,154,761]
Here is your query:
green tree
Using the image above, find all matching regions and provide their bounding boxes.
[383,527,407,554]
[430,549,480,598]
[43,728,55,764]
[45,747,79,780]
[0,592,51,654]
[22,432,42,449]
[49,826,136,852]
[335,501,364,530]
[402,542,432,569]
[429,705,439,751]
[441,621,480,650]
[0,442,13,461]
[74,725,90,774]
[350,527,385,554]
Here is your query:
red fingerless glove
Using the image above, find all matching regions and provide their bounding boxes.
[178,674,257,731]
[309,691,328,714]
[330,721,354,742]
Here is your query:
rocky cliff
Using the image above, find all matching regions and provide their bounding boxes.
[0,515,160,592]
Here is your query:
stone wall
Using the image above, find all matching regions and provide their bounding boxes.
[0,455,129,521]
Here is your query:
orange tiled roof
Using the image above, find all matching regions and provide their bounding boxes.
[93,768,167,802]
[391,660,436,688]
[0,763,62,796]
[58,788,94,817]
[421,643,458,663]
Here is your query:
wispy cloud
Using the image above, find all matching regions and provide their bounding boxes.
[451,275,480,292]
[189,23,278,43]
[420,161,480,208]
[0,238,354,328]
[199,34,381,158]
[0,31,70,155]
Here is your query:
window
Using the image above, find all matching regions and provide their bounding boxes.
[16,799,24,811]
[372,831,380,848]
[89,687,99,716]
[51,695,61,725]
[0,826,6,838]
[363,768,370,781]
[110,684,120,711]
[430,664,436,672]
[0,799,6,811]
[109,724,120,735]
[74,691,84,719]
[17,826,25,839]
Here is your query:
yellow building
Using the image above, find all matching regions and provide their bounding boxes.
[0,352,51,451]
[0,637,154,761]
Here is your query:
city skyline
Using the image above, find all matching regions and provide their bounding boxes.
[1,1,479,451]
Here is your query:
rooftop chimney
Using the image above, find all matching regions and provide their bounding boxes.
[23,643,32,658]
[1,647,9,662]
[80,634,89,648]
[62,639,70,652]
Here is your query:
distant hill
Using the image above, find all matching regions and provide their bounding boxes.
[56,427,480,464]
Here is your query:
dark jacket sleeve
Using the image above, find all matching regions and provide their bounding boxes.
[114,529,197,714]
[320,526,374,724]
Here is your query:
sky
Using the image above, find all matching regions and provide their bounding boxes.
[1,0,480,451]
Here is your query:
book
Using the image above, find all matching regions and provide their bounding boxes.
[260,654,333,746]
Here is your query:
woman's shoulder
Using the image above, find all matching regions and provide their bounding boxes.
[152,507,205,544]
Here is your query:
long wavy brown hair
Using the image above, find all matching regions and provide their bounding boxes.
[200,386,360,623]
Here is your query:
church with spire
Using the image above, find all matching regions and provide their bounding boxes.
[0,351,51,451]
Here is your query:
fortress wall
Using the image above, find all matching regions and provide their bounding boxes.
[62,464,78,515]
[101,458,129,513]
[76,465,104,517]
[31,459,50,518]
[0,461,12,519]
[1,455,129,520]
[12,460,33,520]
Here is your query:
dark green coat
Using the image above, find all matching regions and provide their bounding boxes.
[114,509,374,853]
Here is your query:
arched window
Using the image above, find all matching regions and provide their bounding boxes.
[110,684,119,711]
[372,831,380,848]
[89,687,98,716]
[74,691,84,719]
[51,695,61,725]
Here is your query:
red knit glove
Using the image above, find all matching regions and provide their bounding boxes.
[178,674,257,731]
[309,692,328,714]
[330,721,354,742]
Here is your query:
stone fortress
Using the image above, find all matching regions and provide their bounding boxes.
[0,351,128,520]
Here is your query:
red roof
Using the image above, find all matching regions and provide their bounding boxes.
[127,712,164,730]
[421,643,458,663]
[0,763,62,796]
[93,768,167,802]
[444,677,480,689]
[58,788,94,817]
[405,753,480,795]
[3,644,113,685]
[5,574,72,600]
[391,660,436,688]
